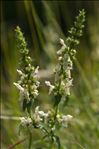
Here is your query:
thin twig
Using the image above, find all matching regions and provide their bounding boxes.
[7,137,27,149]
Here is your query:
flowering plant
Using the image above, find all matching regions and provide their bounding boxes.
[14,9,85,149]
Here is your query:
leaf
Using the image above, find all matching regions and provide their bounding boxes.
[54,93,62,107]
[54,135,61,149]
[22,98,33,114]
[27,100,32,114]
[22,98,27,111]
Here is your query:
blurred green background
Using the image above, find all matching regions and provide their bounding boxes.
[1,1,99,149]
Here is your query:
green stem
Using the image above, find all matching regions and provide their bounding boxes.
[49,140,54,149]
[28,132,32,149]
[54,105,58,121]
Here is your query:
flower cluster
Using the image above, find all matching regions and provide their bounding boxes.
[20,106,72,130]
[45,39,73,99]
[45,9,85,106]
[20,117,32,127]
[14,26,40,112]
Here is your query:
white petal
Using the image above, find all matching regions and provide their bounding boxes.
[62,115,73,122]
[14,83,24,92]
[45,81,51,86]
[34,66,39,74]
[60,38,65,45]
[17,69,23,75]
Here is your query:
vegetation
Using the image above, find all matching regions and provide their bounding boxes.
[1,1,99,149]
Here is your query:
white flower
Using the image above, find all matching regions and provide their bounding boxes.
[45,81,55,94]
[33,107,49,125]
[32,89,38,98]
[58,56,62,61]
[14,83,24,92]
[14,83,30,101]
[31,84,37,90]
[49,86,55,94]
[38,111,48,118]
[57,114,73,124]
[17,69,23,75]
[59,38,66,49]
[57,48,65,55]
[57,50,63,55]
[20,117,25,123]
[64,79,73,96]
[20,117,32,126]
[30,84,39,98]
[35,106,39,113]
[65,87,70,96]
[35,106,47,118]
[33,66,39,78]
[33,106,42,123]
[56,39,67,56]
[36,81,40,87]
[62,115,73,122]
[60,38,65,46]
[45,81,51,86]
[27,117,32,123]
[56,114,62,123]
[34,66,39,74]
[67,70,71,78]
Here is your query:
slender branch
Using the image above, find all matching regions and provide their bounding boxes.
[7,137,27,149]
